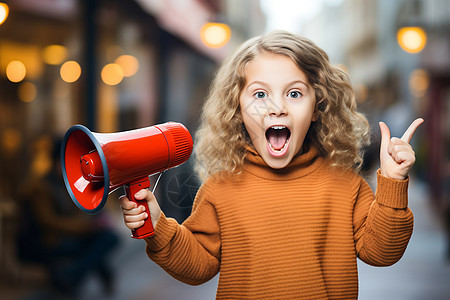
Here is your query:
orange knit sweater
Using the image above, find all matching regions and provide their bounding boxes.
[145,147,413,299]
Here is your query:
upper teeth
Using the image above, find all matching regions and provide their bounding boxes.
[271,126,285,130]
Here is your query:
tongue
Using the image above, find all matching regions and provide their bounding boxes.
[267,128,289,150]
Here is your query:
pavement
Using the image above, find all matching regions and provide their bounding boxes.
[3,176,450,300]
[357,179,450,300]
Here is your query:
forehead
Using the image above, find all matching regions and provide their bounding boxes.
[243,52,309,85]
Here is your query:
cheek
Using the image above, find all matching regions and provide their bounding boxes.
[241,110,266,147]
[240,102,255,133]
[291,110,315,140]
[242,118,263,143]
[241,100,264,126]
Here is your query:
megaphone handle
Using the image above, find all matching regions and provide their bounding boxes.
[124,177,155,239]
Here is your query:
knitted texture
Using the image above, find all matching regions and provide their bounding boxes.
[145,147,413,299]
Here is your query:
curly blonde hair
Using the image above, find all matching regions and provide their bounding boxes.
[194,30,370,182]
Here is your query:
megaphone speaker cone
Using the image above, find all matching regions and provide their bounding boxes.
[61,125,110,214]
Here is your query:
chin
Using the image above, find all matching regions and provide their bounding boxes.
[262,154,293,169]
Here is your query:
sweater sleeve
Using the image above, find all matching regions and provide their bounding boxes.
[144,184,221,285]
[353,170,414,267]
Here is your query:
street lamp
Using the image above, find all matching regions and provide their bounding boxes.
[0,2,8,26]
[200,22,231,48]
[397,26,427,53]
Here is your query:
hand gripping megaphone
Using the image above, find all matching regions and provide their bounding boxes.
[61,122,193,239]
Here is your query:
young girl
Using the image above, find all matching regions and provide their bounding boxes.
[120,30,423,299]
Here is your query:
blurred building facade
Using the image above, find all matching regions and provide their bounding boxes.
[0,0,265,291]
[301,0,450,223]
[2,0,448,297]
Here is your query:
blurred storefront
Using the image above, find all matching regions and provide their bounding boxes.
[0,0,449,298]
[301,0,450,252]
[0,0,264,206]
[0,0,265,290]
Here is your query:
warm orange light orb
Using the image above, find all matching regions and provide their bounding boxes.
[200,22,231,48]
[409,69,430,97]
[101,63,124,86]
[115,55,139,77]
[60,61,82,83]
[43,45,68,65]
[6,61,27,83]
[0,3,9,26]
[18,82,37,103]
[397,27,427,53]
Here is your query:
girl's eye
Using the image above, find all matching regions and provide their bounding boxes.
[288,91,302,99]
[254,91,267,99]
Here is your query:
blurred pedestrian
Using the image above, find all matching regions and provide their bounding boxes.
[16,135,120,297]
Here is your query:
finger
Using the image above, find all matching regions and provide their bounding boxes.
[388,137,415,162]
[126,220,145,229]
[379,121,391,153]
[390,149,416,166]
[134,188,156,202]
[124,212,148,223]
[122,205,145,215]
[119,195,137,210]
[400,118,424,143]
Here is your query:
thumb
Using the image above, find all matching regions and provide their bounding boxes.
[379,121,391,153]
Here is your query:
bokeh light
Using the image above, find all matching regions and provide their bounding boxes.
[18,81,38,103]
[115,55,139,77]
[6,60,27,83]
[60,60,81,83]
[397,26,427,53]
[200,22,231,48]
[409,69,430,97]
[1,128,22,154]
[43,45,68,65]
[0,3,9,26]
[101,63,124,85]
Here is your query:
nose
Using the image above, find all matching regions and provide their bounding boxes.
[267,96,287,117]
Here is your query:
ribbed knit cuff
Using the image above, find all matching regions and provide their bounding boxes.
[145,211,177,252]
[375,169,409,209]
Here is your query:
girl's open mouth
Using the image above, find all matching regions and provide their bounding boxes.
[265,126,291,157]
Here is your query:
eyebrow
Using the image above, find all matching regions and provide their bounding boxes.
[246,80,309,90]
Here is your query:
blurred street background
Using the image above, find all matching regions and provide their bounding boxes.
[0,0,449,299]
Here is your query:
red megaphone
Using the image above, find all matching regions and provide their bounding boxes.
[61,122,193,239]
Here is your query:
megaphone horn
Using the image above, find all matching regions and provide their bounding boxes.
[61,122,193,239]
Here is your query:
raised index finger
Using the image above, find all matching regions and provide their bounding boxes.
[401,118,424,143]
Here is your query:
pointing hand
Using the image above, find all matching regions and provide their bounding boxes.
[379,118,424,180]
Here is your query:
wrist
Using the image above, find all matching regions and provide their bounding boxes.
[144,212,177,252]
[151,213,160,231]
[378,168,408,181]
[376,170,409,208]
[380,168,407,181]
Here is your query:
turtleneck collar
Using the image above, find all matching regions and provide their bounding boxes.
[243,145,324,181]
